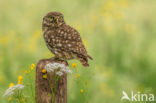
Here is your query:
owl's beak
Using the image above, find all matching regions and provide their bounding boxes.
[56,18,59,24]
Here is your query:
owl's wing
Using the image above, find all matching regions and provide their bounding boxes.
[58,25,92,60]
[44,25,92,66]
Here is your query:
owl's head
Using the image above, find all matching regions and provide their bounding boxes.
[42,12,65,30]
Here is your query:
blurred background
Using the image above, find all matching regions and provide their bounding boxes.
[0,0,156,103]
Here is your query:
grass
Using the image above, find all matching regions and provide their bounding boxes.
[0,0,156,103]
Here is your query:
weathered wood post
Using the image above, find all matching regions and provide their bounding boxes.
[35,58,67,103]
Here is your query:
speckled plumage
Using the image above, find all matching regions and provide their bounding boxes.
[42,12,92,66]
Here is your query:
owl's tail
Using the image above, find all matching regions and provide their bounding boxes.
[87,55,93,60]
[78,55,93,67]
[78,57,89,67]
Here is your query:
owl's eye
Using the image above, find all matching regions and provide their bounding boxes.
[60,16,63,21]
[49,17,54,21]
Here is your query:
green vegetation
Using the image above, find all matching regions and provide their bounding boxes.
[0,0,156,103]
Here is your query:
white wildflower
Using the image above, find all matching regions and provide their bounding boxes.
[61,68,72,74]
[3,84,24,96]
[15,84,24,90]
[45,63,72,76]
[56,71,63,76]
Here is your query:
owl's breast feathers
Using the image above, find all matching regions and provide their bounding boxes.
[43,24,92,66]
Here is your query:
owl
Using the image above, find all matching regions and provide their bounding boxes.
[42,12,92,66]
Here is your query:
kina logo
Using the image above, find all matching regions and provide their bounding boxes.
[121,91,154,102]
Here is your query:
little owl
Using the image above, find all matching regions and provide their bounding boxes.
[42,12,92,66]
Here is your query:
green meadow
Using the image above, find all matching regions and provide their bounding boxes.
[0,0,156,103]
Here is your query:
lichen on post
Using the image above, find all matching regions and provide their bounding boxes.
[35,58,71,103]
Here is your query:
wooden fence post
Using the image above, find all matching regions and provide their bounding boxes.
[35,58,67,103]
